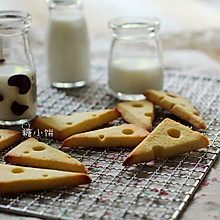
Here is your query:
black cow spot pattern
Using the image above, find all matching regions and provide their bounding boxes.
[0,94,3,102]
[8,74,31,94]
[0,58,5,64]
[11,101,29,116]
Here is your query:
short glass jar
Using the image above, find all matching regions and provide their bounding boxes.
[108,16,163,101]
[45,0,90,88]
[0,10,37,125]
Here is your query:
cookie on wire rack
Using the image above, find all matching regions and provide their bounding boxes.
[62,124,149,148]
[123,118,209,166]
[117,100,154,132]
[31,109,120,140]
[4,138,88,173]
[0,164,91,194]
[0,129,22,151]
[144,89,206,130]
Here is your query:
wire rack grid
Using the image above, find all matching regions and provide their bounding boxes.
[0,67,219,220]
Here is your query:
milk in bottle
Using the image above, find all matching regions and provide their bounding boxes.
[46,0,90,88]
[0,11,37,125]
[108,17,163,101]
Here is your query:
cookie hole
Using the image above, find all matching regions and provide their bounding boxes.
[98,134,105,140]
[32,146,46,151]
[92,114,97,117]
[132,103,143,108]
[11,167,24,174]
[0,94,3,102]
[167,93,177,98]
[167,128,181,138]
[66,122,72,125]
[144,112,152,117]
[42,174,48,177]
[193,112,199,116]
[170,103,175,110]
[122,129,134,135]
[23,151,29,154]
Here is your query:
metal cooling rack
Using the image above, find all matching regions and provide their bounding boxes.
[0,67,219,220]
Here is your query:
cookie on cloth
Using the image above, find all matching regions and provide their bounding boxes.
[123,118,209,166]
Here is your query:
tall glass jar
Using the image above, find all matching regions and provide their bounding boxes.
[108,17,163,101]
[0,10,37,125]
[46,0,90,88]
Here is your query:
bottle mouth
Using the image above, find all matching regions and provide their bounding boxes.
[48,0,82,8]
[0,10,31,35]
[108,16,160,38]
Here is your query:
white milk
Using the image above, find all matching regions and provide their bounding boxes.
[46,15,90,86]
[108,57,163,94]
[0,63,37,122]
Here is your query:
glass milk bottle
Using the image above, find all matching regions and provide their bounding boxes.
[108,17,163,101]
[0,11,37,125]
[46,0,90,88]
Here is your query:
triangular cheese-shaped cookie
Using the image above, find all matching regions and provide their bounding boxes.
[4,138,87,173]
[117,100,154,131]
[123,118,209,166]
[0,164,91,194]
[31,109,120,140]
[0,129,22,151]
[144,89,206,129]
[62,124,149,148]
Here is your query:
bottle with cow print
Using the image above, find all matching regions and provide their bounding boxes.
[0,10,37,125]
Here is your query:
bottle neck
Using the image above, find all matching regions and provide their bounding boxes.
[109,16,160,40]
[48,0,82,8]
[48,0,83,19]
[0,11,34,67]
[112,30,157,40]
[0,11,31,36]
